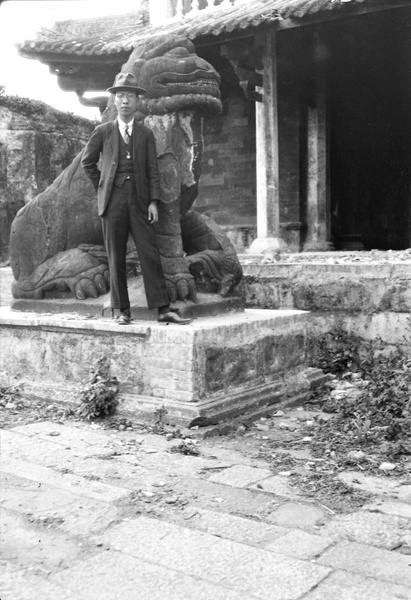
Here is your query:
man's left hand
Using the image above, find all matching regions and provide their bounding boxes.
[148,201,158,224]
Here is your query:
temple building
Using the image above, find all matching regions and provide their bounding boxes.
[18,0,411,253]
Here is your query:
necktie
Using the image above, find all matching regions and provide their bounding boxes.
[124,126,130,144]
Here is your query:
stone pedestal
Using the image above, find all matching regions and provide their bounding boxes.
[11,276,244,321]
[0,307,324,427]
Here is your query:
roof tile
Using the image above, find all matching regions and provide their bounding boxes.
[17,0,402,59]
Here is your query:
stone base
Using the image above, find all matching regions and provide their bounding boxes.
[11,276,244,321]
[0,307,325,427]
[302,241,335,252]
[246,237,285,255]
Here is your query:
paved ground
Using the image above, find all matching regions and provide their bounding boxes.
[1,407,411,600]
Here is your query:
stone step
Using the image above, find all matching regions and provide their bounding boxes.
[52,516,331,600]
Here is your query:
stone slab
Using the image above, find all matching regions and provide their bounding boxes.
[0,306,322,426]
[320,511,411,550]
[1,457,131,503]
[207,464,272,488]
[10,421,116,448]
[303,570,411,600]
[1,508,82,572]
[267,502,328,529]
[249,475,304,500]
[1,472,120,536]
[53,550,255,600]
[1,429,158,490]
[0,566,87,600]
[363,500,411,520]
[338,471,411,502]
[12,287,244,321]
[318,540,411,587]
[265,530,333,560]
[185,508,288,546]
[99,516,331,599]
[1,427,115,461]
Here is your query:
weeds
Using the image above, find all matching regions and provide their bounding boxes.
[0,382,21,406]
[75,356,119,420]
[310,328,411,463]
[170,438,200,456]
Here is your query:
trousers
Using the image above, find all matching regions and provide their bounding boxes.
[101,179,169,310]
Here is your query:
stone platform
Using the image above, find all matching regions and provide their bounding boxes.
[11,276,244,321]
[0,306,324,427]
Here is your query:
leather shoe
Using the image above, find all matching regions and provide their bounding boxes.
[158,311,192,325]
[118,310,131,325]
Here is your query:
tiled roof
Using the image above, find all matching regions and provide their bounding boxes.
[18,0,402,59]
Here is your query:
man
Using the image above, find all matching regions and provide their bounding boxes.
[81,72,192,325]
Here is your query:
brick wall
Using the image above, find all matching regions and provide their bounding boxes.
[195,93,257,252]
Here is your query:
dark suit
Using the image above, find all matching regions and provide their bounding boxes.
[81,118,169,311]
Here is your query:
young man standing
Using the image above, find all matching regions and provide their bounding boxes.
[81,72,191,325]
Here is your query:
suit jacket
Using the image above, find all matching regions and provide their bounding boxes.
[81,118,161,217]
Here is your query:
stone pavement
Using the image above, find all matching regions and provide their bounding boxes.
[1,419,411,600]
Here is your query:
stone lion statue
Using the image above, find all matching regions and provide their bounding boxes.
[10,35,242,305]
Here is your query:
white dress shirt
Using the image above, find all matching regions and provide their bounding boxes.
[118,118,133,143]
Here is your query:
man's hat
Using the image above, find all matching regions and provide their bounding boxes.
[107,72,146,95]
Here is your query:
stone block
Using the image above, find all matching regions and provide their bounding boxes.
[292,278,371,312]
[337,471,411,502]
[381,281,411,312]
[2,457,131,503]
[147,375,195,393]
[1,508,82,572]
[187,508,288,546]
[363,500,411,520]
[318,540,411,587]
[265,530,333,560]
[303,570,411,600]
[99,517,331,599]
[1,472,120,536]
[319,511,411,550]
[257,333,306,376]
[205,345,258,392]
[9,421,111,448]
[53,550,250,600]
[207,464,272,488]
[267,502,328,529]
[1,566,87,600]
[249,475,304,500]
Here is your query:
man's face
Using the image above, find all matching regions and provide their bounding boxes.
[114,91,139,120]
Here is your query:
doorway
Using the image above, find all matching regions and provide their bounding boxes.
[327,8,411,250]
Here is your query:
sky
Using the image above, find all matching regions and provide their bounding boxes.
[0,0,139,120]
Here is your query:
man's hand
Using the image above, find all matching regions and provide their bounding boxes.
[148,201,158,224]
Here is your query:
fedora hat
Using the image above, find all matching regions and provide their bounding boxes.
[107,72,146,95]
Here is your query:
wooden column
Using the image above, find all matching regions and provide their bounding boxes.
[303,57,334,251]
[247,31,285,255]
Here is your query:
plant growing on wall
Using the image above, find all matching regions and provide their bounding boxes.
[75,355,119,420]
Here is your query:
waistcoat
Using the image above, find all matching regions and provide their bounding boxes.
[113,130,134,188]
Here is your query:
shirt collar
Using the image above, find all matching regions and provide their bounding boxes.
[117,117,134,134]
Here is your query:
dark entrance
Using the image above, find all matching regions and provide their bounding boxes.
[327,7,411,250]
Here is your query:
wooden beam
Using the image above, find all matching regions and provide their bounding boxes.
[194,3,410,47]
[18,49,130,66]
[276,2,410,31]
[303,54,334,251]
